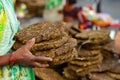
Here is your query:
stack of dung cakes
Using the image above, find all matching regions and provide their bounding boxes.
[34,68,65,80]
[101,41,120,60]
[63,30,112,80]
[88,60,120,80]
[21,0,45,17]
[13,21,77,66]
[63,49,103,78]
[63,60,117,80]
[75,30,111,47]
[107,63,120,80]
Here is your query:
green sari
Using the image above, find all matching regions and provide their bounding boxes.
[0,0,35,80]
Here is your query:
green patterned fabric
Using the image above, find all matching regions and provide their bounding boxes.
[0,0,35,80]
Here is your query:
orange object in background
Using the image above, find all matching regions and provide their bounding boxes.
[92,20,110,27]
[79,24,84,30]
[79,23,91,30]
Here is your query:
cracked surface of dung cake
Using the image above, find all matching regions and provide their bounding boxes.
[13,34,69,51]
[34,38,77,57]
[14,22,66,43]
[50,48,78,65]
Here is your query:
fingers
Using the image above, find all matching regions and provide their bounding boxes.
[33,56,52,62]
[24,38,35,50]
[32,56,52,68]
[33,62,49,68]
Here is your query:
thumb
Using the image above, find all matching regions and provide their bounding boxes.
[24,38,35,50]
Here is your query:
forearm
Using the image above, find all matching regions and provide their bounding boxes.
[0,54,10,67]
[115,31,120,51]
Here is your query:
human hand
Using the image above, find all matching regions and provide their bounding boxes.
[115,32,120,51]
[13,38,52,67]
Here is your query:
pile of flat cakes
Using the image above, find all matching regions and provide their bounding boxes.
[87,41,120,80]
[21,0,45,17]
[75,30,110,46]
[101,41,120,60]
[63,30,120,80]
[34,68,65,80]
[88,41,120,80]
[88,60,120,80]
[13,21,77,66]
[106,63,120,80]
[67,26,81,38]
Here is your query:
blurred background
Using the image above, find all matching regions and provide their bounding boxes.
[14,0,120,39]
[14,0,120,24]
[78,0,120,19]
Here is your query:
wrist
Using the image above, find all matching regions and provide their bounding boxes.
[9,53,15,65]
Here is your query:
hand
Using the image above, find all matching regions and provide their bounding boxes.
[115,32,120,51]
[13,38,52,67]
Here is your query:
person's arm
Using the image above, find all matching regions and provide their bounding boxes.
[0,55,10,67]
[115,31,120,51]
[0,38,52,67]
